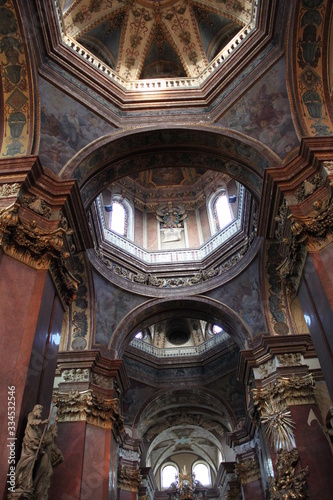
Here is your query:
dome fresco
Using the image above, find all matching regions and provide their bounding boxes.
[61,0,253,81]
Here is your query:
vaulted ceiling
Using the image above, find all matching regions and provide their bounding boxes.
[62,0,251,81]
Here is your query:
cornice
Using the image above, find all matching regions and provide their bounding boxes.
[237,334,314,384]
[258,136,333,239]
[56,349,130,393]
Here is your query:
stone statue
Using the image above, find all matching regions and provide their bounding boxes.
[33,423,64,499]
[8,405,63,500]
[9,404,48,498]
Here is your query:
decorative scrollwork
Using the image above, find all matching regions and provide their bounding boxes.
[0,182,20,198]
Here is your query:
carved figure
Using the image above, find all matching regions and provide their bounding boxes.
[33,423,64,499]
[9,405,48,497]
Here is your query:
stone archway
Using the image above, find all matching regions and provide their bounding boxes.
[59,126,281,208]
[108,295,253,358]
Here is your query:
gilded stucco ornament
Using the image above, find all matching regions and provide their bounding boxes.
[0,182,20,197]
[62,368,90,382]
[0,200,79,305]
[260,398,296,452]
[258,359,276,379]
[294,174,325,204]
[20,195,52,218]
[268,448,308,499]
[54,389,124,432]
[117,465,142,492]
[276,353,302,367]
[252,374,316,409]
[234,456,261,485]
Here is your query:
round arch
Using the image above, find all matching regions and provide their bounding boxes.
[108,295,253,358]
[59,126,281,208]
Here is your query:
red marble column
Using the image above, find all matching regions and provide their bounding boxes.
[299,256,333,400]
[242,480,265,500]
[49,421,86,500]
[0,253,63,497]
[118,491,137,500]
[81,424,112,499]
[290,403,333,499]
[308,245,333,311]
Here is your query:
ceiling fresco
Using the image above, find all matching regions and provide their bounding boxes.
[62,0,253,80]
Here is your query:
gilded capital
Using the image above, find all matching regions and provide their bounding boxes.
[0,199,79,305]
[252,374,315,410]
[54,389,124,432]
[117,465,142,492]
[235,457,261,485]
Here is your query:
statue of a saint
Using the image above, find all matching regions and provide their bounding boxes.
[33,423,64,499]
[9,404,48,498]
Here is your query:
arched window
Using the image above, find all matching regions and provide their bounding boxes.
[110,201,127,236]
[106,194,134,240]
[213,192,233,231]
[161,463,178,489]
[192,462,211,486]
[207,187,236,235]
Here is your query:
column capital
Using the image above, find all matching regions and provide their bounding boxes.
[117,465,142,492]
[0,157,92,306]
[252,374,316,409]
[54,388,125,434]
[235,456,261,485]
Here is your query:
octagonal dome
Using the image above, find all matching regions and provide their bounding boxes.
[59,0,256,89]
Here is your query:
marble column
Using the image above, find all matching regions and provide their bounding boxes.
[49,352,129,500]
[0,157,91,498]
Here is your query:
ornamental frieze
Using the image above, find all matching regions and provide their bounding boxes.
[257,359,276,379]
[276,353,302,367]
[62,368,90,383]
[0,182,20,198]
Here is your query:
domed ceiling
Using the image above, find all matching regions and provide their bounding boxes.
[61,0,253,81]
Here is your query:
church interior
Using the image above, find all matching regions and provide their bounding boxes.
[1,0,333,499]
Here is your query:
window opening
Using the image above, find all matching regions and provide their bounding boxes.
[192,462,211,486]
[110,201,127,236]
[162,464,178,489]
[214,193,233,231]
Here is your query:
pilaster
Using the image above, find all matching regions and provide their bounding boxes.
[238,335,333,499]
[0,156,91,498]
[50,350,130,500]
